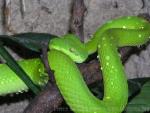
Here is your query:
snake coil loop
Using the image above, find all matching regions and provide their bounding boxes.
[0,16,150,113]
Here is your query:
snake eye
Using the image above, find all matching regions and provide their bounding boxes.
[69,48,76,53]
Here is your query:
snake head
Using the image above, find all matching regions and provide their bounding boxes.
[49,34,88,63]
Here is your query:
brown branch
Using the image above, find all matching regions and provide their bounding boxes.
[23,83,63,113]
[20,0,26,19]
[69,0,86,42]
[40,47,56,83]
[3,0,15,34]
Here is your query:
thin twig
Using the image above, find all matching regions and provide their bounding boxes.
[20,0,26,19]
[4,0,11,30]
[40,47,56,83]
[141,0,145,9]
[69,0,86,42]
[3,0,15,33]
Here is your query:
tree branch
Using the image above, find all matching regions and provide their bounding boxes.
[69,0,86,42]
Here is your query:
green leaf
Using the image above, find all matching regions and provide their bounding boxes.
[0,32,57,52]
[128,77,150,98]
[126,78,150,113]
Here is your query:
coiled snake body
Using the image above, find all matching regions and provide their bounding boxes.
[0,16,150,113]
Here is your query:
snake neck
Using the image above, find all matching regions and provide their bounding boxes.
[84,16,150,54]
[98,33,128,112]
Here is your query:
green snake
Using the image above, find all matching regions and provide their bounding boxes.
[0,16,150,113]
